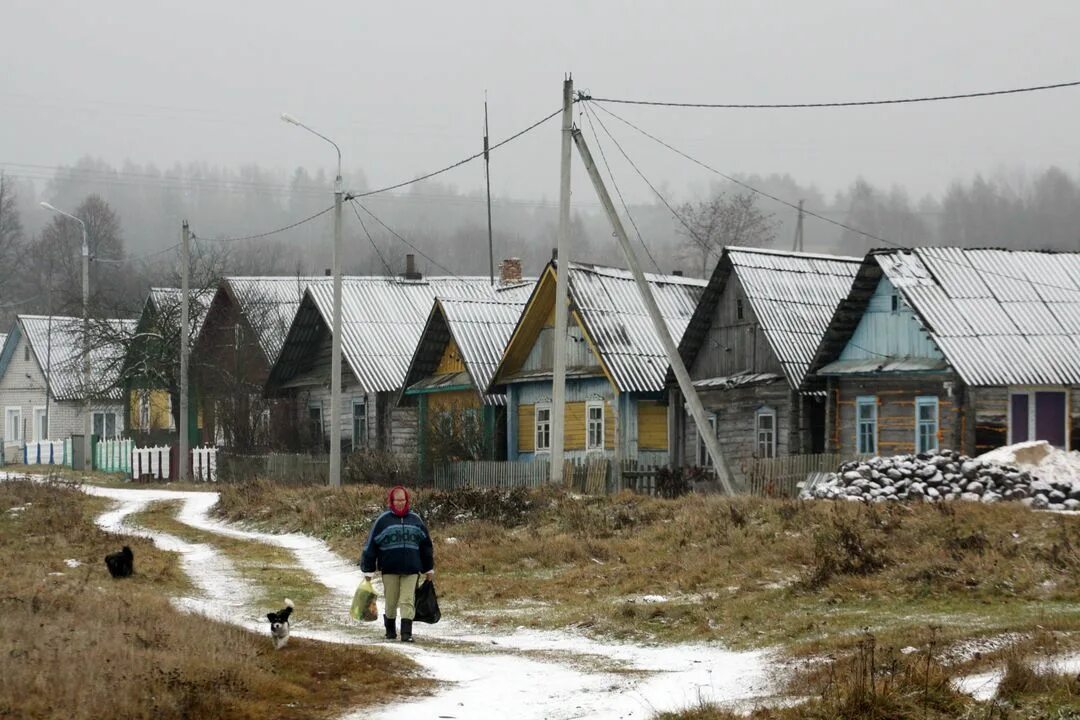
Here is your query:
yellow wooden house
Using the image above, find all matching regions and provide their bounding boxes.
[488,260,706,466]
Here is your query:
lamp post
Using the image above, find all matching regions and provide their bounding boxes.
[282,112,343,487]
[40,201,92,471]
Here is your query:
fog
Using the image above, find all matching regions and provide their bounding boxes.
[3,0,1080,292]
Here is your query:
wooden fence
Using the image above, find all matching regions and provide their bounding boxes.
[431,458,666,495]
[217,452,331,485]
[740,453,864,498]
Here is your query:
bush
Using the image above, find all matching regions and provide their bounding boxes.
[343,450,417,486]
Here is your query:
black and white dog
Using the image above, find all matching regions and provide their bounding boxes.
[105,546,134,578]
[267,598,294,649]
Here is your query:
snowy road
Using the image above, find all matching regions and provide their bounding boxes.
[84,486,783,719]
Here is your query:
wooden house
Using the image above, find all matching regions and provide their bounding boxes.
[670,247,861,481]
[488,260,706,467]
[264,267,498,457]
[399,279,535,473]
[808,247,1080,456]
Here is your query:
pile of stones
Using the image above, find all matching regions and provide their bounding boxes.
[801,449,1080,510]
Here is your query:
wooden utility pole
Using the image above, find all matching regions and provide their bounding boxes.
[793,199,805,252]
[571,128,736,494]
[179,220,190,482]
[551,75,574,485]
[484,94,495,286]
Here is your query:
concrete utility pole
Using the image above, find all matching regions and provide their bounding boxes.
[484,95,494,286]
[179,220,190,482]
[793,199,805,252]
[571,128,736,494]
[281,112,343,487]
[550,75,574,485]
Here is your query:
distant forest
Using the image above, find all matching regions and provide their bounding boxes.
[1,156,1078,328]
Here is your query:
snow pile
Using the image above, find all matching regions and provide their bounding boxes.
[801,447,1080,510]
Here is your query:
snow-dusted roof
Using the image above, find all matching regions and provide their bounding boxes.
[873,248,1080,385]
[10,315,137,400]
[222,276,324,364]
[143,287,215,339]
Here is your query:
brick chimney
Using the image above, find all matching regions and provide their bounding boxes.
[402,253,422,280]
[672,270,683,277]
[499,257,523,285]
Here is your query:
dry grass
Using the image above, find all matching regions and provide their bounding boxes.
[0,479,430,720]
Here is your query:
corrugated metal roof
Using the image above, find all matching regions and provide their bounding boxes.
[568,262,706,392]
[877,248,1080,385]
[306,277,510,392]
[818,357,949,375]
[146,287,215,338]
[225,276,324,364]
[728,247,861,388]
[20,315,136,400]
[439,290,533,405]
[693,372,784,389]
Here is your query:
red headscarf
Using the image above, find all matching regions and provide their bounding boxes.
[387,485,411,517]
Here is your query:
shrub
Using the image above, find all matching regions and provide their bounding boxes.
[342,449,417,486]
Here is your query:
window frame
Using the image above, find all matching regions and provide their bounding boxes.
[307,402,324,440]
[696,412,718,467]
[33,406,47,443]
[352,397,368,449]
[754,406,777,458]
[856,396,877,455]
[92,410,119,439]
[915,396,939,454]
[1008,387,1069,448]
[534,403,552,453]
[5,406,22,443]
[585,400,605,451]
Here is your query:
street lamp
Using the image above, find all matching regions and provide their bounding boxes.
[281,112,344,487]
[40,201,92,471]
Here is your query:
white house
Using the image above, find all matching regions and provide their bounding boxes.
[0,315,135,461]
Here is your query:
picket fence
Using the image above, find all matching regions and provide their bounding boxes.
[96,438,135,474]
[131,445,171,480]
[741,453,868,498]
[430,458,662,495]
[192,445,218,482]
[23,440,66,466]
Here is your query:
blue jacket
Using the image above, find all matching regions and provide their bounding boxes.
[359,510,434,575]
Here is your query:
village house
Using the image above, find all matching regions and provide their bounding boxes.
[0,315,135,461]
[488,259,706,470]
[669,247,861,483]
[124,287,213,441]
[193,275,322,450]
[264,258,499,457]
[807,247,1080,456]
[399,263,535,474]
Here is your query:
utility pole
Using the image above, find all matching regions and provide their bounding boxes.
[551,75,573,485]
[82,219,91,468]
[330,171,343,487]
[179,220,190,482]
[793,199,805,252]
[484,94,495,286]
[572,128,736,494]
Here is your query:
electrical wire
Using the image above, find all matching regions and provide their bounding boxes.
[586,79,1080,109]
[350,200,459,277]
[349,200,394,275]
[197,204,335,244]
[580,102,662,273]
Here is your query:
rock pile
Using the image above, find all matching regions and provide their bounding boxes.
[801,449,1080,510]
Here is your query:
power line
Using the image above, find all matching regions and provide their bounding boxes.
[349,200,393,275]
[351,106,564,199]
[586,79,1080,109]
[195,204,335,244]
[350,200,459,278]
[580,102,661,273]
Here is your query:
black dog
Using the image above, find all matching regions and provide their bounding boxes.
[105,546,134,578]
[267,599,294,649]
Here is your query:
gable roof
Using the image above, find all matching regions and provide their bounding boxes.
[677,246,861,390]
[809,247,1080,386]
[492,260,708,393]
[0,315,137,401]
[402,284,535,406]
[269,276,522,393]
[143,287,215,338]
[208,276,323,366]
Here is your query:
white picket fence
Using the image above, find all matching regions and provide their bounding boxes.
[132,445,171,480]
[192,445,217,482]
[23,440,66,466]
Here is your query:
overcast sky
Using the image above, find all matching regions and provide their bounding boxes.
[4,1,1080,208]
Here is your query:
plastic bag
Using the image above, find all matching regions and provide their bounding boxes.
[414,576,441,624]
[350,578,379,622]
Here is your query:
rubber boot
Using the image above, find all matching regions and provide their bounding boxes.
[383,615,397,640]
[400,618,414,643]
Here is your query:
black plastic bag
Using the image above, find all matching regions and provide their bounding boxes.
[414,576,441,624]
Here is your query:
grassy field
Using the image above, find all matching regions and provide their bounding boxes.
[0,478,430,720]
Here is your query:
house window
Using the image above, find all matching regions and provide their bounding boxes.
[586,401,604,451]
[24,345,29,362]
[890,293,901,312]
[33,407,47,442]
[5,407,22,443]
[856,396,877,455]
[535,404,551,452]
[137,392,151,430]
[1009,389,1068,448]
[755,407,776,458]
[352,399,367,449]
[308,404,323,440]
[915,396,939,454]
[736,298,745,321]
[696,413,717,467]
[93,411,118,438]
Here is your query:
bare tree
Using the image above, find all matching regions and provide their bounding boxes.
[0,173,26,316]
[676,191,776,278]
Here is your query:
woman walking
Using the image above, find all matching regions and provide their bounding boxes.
[360,485,434,642]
